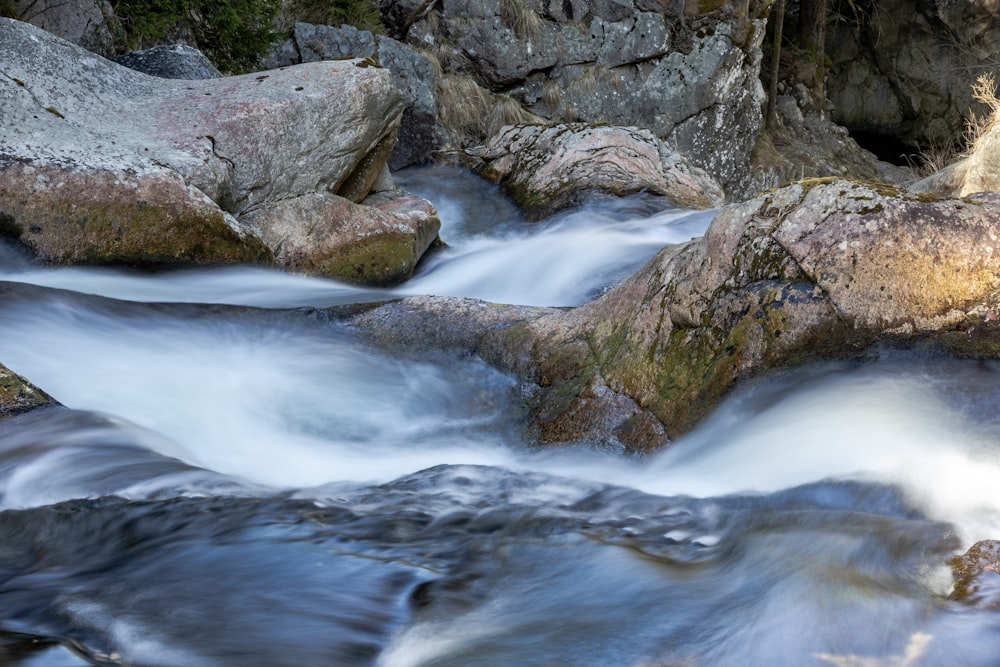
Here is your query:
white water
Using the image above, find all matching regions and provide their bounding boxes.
[1,167,999,546]
[4,166,1000,666]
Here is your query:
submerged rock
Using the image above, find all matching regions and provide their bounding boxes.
[455,123,725,219]
[0,18,439,283]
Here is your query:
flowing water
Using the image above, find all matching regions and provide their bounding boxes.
[0,165,999,666]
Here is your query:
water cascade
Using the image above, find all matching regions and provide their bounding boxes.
[0,166,998,666]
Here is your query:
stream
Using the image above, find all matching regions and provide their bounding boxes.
[0,165,999,666]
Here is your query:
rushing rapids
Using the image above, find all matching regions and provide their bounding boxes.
[1,166,999,666]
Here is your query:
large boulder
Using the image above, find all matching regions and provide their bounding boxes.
[0,19,438,284]
[392,0,774,198]
[454,123,725,218]
[266,22,441,169]
[825,0,1000,149]
[350,179,1000,449]
[7,0,112,52]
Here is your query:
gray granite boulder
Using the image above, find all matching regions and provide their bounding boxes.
[456,123,725,218]
[267,22,441,169]
[0,19,438,283]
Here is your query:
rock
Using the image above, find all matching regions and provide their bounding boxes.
[379,0,437,40]
[958,122,1000,197]
[911,122,1000,199]
[0,362,58,419]
[113,44,222,80]
[241,191,440,286]
[351,179,1000,448]
[825,0,1000,149]
[746,108,913,200]
[1,19,438,283]
[394,0,773,197]
[950,540,1000,609]
[457,123,725,218]
[266,22,441,169]
[0,160,269,266]
[7,0,113,53]
[909,159,971,199]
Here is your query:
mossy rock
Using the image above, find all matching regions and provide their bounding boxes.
[0,364,57,418]
[0,165,272,269]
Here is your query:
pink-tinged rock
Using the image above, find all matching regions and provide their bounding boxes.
[463,123,725,219]
[241,192,440,286]
[0,18,439,283]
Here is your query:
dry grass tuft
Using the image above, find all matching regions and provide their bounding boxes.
[540,79,562,112]
[965,72,1000,156]
[499,0,542,39]
[437,74,542,147]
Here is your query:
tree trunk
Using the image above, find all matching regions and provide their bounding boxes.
[766,0,785,130]
[797,0,827,113]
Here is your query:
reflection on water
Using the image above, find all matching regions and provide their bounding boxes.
[1,166,999,665]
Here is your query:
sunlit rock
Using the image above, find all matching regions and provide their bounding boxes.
[0,19,439,283]
[455,123,725,219]
[950,539,1000,609]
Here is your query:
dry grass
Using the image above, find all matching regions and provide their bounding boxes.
[908,138,962,177]
[965,72,1000,155]
[540,79,562,112]
[437,74,542,147]
[910,72,1000,176]
[499,0,541,39]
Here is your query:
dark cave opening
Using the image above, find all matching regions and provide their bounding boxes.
[848,131,921,167]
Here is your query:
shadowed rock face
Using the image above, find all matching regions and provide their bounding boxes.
[826,0,1000,150]
[266,23,442,170]
[0,19,438,284]
[391,0,774,198]
[113,44,223,80]
[350,179,1000,449]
